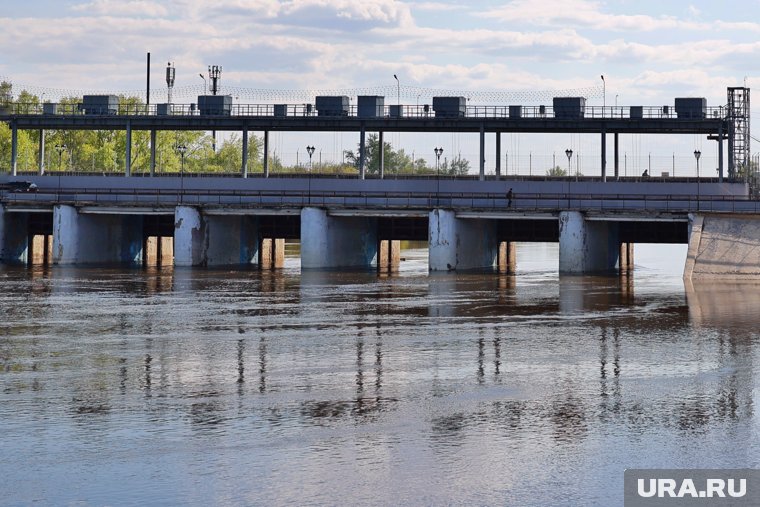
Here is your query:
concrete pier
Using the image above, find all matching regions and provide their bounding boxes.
[52,205,143,265]
[558,211,619,274]
[300,207,377,269]
[429,209,498,271]
[619,242,634,272]
[260,238,285,269]
[378,239,401,273]
[206,215,258,266]
[174,206,205,267]
[684,214,760,280]
[498,241,517,274]
[0,206,30,264]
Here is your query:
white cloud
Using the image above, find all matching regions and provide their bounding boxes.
[72,0,169,17]
[480,0,705,32]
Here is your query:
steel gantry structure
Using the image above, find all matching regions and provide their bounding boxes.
[0,89,746,182]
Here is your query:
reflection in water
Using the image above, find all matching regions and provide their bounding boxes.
[1,244,759,506]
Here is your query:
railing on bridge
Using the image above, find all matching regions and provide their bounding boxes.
[2,102,728,120]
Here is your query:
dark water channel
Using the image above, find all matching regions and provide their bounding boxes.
[1,244,759,506]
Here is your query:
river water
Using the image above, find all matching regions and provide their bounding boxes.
[1,244,759,506]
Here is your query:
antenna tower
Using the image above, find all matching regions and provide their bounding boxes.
[209,65,222,95]
[166,62,176,104]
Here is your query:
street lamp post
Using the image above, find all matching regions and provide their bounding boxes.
[694,149,701,210]
[176,144,187,202]
[55,144,67,171]
[306,145,315,171]
[199,73,206,95]
[601,75,606,112]
[565,148,573,180]
[393,74,400,107]
[434,147,443,175]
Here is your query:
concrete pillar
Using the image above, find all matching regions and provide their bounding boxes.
[379,131,384,179]
[718,123,724,182]
[39,129,45,175]
[0,207,30,265]
[150,129,156,176]
[260,238,285,269]
[614,133,619,179]
[728,122,735,178]
[559,211,619,274]
[264,130,270,178]
[619,242,634,272]
[11,121,18,176]
[160,236,174,265]
[495,132,501,178]
[53,205,143,265]
[242,127,249,178]
[378,239,400,273]
[498,241,516,274]
[429,209,498,271]
[601,129,607,181]
[359,127,366,180]
[300,207,378,269]
[53,205,79,264]
[205,215,259,266]
[125,121,132,177]
[479,124,485,181]
[174,206,205,267]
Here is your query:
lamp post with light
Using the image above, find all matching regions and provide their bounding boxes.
[306,145,315,171]
[176,144,187,202]
[694,149,701,210]
[565,148,574,180]
[55,143,67,171]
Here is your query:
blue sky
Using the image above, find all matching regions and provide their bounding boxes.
[0,0,756,173]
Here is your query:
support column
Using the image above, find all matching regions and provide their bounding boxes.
[0,206,30,265]
[125,121,132,176]
[39,129,46,175]
[379,131,385,179]
[260,238,285,269]
[498,241,516,274]
[728,122,735,178]
[53,205,79,264]
[150,129,156,176]
[359,127,366,180]
[614,133,619,179]
[263,130,270,178]
[479,123,485,181]
[718,123,724,182]
[619,242,634,272]
[11,121,18,176]
[495,132,501,178]
[242,127,249,178]
[174,205,205,267]
[601,129,607,182]
[429,209,498,271]
[378,239,400,273]
[206,215,259,266]
[559,211,619,274]
[300,207,378,269]
[53,205,143,265]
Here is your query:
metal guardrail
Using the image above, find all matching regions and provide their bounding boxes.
[1,102,728,120]
[3,187,758,213]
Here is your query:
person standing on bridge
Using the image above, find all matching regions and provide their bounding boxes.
[506,187,514,208]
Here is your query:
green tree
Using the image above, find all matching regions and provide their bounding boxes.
[546,165,567,176]
[344,134,417,174]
